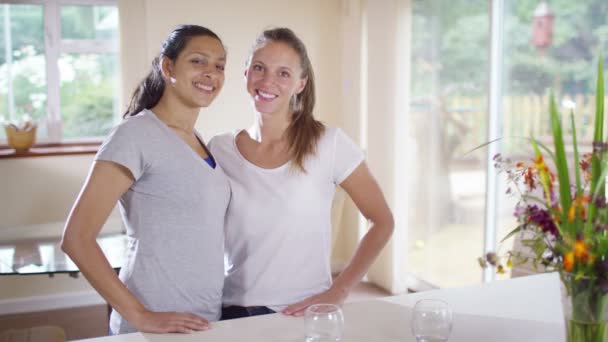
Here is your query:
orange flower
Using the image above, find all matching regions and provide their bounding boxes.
[567,206,576,223]
[564,251,575,272]
[574,240,590,263]
[523,167,536,190]
[533,154,555,203]
[567,196,590,222]
[536,154,555,173]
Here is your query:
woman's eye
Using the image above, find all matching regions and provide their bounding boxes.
[280,71,290,78]
[217,64,225,71]
[253,64,263,71]
[192,59,207,65]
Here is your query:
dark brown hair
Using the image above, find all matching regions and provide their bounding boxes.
[124,25,223,117]
[249,27,325,172]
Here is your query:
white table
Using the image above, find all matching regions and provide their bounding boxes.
[76,272,565,341]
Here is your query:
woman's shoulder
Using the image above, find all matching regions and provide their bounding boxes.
[111,110,158,136]
[118,109,159,130]
[321,126,339,137]
[100,111,163,153]
[208,129,241,150]
[315,126,363,162]
[317,126,346,149]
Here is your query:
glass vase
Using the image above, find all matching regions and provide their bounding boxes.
[561,272,608,342]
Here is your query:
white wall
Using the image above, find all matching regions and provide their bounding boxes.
[0,155,92,229]
[120,0,343,136]
[0,0,346,312]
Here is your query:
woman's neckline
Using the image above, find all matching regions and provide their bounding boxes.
[231,129,290,172]
[145,109,216,170]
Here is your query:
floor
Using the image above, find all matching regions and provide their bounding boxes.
[405,166,519,289]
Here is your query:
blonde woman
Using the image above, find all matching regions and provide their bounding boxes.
[210,27,394,320]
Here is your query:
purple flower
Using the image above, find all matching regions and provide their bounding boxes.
[513,204,527,219]
[549,189,558,207]
[599,278,608,294]
[595,195,607,209]
[486,252,499,266]
[593,141,608,153]
[525,205,559,237]
[596,259,608,276]
[596,224,608,233]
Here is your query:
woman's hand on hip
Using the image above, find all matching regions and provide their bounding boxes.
[282,287,348,317]
[132,309,211,333]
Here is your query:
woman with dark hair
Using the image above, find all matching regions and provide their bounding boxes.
[62,25,229,334]
[210,28,394,320]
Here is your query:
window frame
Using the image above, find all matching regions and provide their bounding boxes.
[0,0,118,149]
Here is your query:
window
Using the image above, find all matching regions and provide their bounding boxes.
[406,0,608,287]
[408,0,490,288]
[0,0,119,144]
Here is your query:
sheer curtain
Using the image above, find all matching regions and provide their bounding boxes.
[332,0,490,293]
[331,0,412,294]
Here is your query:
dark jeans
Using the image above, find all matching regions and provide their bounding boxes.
[221,305,276,320]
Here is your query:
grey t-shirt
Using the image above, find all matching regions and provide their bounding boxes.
[95,110,230,334]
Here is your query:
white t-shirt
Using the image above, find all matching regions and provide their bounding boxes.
[209,127,364,311]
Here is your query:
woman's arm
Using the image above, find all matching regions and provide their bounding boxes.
[61,160,210,333]
[283,162,394,315]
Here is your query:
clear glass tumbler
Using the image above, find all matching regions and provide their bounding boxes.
[411,299,453,342]
[304,303,344,342]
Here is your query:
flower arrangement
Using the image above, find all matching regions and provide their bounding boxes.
[480,57,607,342]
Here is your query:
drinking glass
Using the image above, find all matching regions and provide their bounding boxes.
[304,304,344,342]
[411,299,453,342]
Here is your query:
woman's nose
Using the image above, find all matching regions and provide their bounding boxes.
[204,69,220,80]
[259,72,275,85]
[204,67,221,79]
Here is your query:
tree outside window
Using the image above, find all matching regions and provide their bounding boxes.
[0,0,119,143]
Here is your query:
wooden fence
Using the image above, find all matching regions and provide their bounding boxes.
[417,94,608,157]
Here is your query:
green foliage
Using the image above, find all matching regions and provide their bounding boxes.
[61,77,114,138]
[506,0,608,95]
[61,5,117,41]
[60,54,117,138]
[549,92,572,230]
[412,0,608,97]
[0,4,44,64]
[61,6,96,40]
[411,0,489,97]
[12,73,46,121]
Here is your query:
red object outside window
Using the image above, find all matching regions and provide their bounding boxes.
[532,1,554,51]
